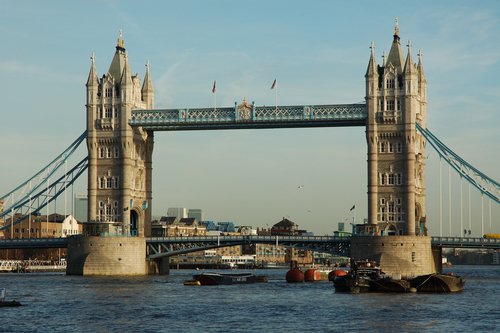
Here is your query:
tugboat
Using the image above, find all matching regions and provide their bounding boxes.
[333,260,380,293]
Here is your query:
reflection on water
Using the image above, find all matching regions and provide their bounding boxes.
[0,266,498,333]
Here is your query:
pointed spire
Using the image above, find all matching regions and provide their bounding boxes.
[107,31,127,81]
[382,51,386,66]
[121,53,132,86]
[404,40,416,74]
[365,41,378,77]
[386,17,404,72]
[394,16,400,38]
[86,51,99,87]
[117,29,125,51]
[141,60,153,93]
[417,49,426,81]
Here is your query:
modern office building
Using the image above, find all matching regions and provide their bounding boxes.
[167,207,188,219]
[74,194,88,222]
[188,209,203,222]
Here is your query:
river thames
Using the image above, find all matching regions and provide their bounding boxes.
[1,265,498,333]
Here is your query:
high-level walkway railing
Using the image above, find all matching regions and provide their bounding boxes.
[129,103,367,130]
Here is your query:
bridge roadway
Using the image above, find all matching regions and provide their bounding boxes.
[0,236,499,258]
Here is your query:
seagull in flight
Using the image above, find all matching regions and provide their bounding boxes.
[298,185,304,189]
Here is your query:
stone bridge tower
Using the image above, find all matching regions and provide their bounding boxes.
[354,20,436,277]
[365,19,427,236]
[85,32,154,237]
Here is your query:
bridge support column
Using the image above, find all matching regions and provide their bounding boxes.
[66,235,147,276]
[350,235,437,277]
[432,246,443,273]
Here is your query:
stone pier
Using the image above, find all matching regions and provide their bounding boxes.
[350,235,439,277]
[66,236,147,276]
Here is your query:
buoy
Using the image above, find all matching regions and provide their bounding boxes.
[286,268,304,283]
[328,269,347,281]
[304,269,322,282]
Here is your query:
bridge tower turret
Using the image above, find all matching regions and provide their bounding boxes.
[85,32,154,238]
[365,19,427,236]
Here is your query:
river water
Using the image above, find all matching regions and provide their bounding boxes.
[0,265,498,333]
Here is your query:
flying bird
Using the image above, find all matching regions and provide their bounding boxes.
[298,185,304,189]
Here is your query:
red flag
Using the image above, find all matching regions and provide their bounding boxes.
[270,78,276,90]
[212,80,216,94]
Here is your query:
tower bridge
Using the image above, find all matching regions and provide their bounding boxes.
[1,21,498,276]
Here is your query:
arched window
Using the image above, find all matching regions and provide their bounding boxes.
[386,77,395,89]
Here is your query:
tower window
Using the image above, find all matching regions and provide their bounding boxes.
[380,173,386,185]
[387,100,395,111]
[396,173,403,185]
[379,142,386,153]
[105,88,112,98]
[396,142,402,153]
[386,78,395,89]
[105,107,112,118]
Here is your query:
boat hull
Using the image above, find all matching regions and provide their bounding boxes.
[0,301,22,307]
[411,273,465,293]
[333,275,371,293]
[193,272,267,285]
[371,277,412,292]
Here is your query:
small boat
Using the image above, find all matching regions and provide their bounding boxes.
[332,260,380,293]
[192,272,268,286]
[0,288,22,307]
[411,273,465,292]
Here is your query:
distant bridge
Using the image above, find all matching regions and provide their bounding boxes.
[1,236,499,259]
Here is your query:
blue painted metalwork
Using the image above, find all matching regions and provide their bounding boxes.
[129,103,367,130]
[146,235,352,259]
[417,124,499,203]
[0,237,69,249]
[0,157,89,231]
[0,236,498,253]
[1,131,87,218]
[144,235,500,260]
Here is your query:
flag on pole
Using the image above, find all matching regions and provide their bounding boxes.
[350,204,355,211]
[212,80,216,94]
[270,78,276,90]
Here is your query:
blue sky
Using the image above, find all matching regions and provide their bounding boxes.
[1,0,499,236]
